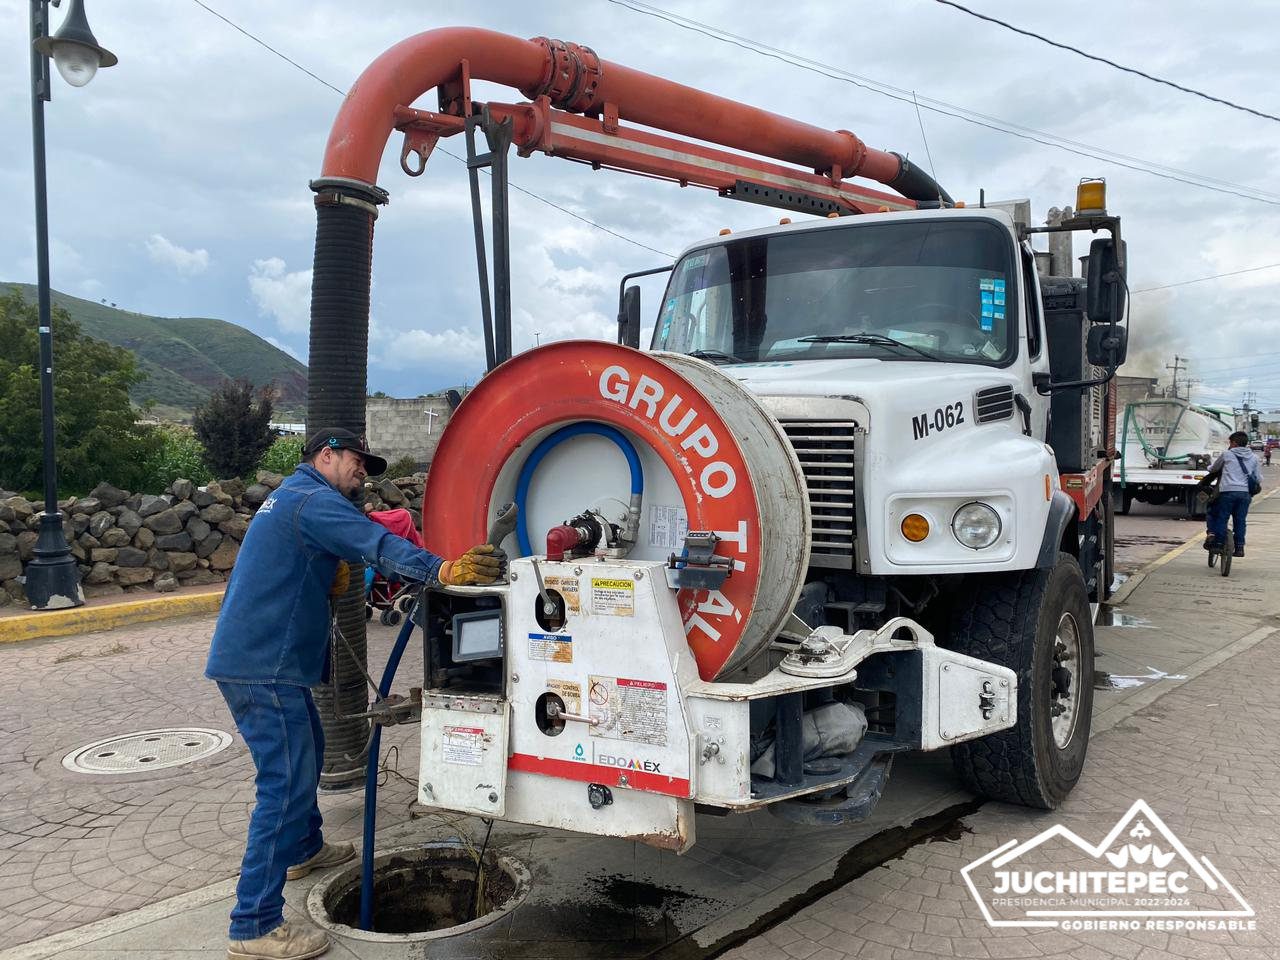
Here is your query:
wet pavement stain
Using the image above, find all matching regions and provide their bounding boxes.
[652,798,984,960]
[1096,607,1155,628]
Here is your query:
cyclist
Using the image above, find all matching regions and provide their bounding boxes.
[1201,431,1262,557]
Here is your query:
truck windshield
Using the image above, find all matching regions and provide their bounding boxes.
[651,219,1018,365]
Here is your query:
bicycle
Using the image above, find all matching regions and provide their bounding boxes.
[1207,529,1234,577]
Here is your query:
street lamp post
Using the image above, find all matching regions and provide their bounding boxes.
[24,0,116,610]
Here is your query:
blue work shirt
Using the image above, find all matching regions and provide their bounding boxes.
[205,464,444,686]
[1211,447,1261,494]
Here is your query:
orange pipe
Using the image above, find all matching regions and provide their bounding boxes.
[321,27,903,189]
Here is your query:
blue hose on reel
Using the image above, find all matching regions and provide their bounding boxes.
[514,422,644,556]
[358,608,416,930]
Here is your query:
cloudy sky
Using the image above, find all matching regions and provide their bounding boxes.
[2,0,1278,407]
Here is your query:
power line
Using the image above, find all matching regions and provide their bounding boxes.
[190,0,344,96]
[190,0,675,259]
[605,0,1280,207]
[933,0,1280,125]
[1132,263,1280,294]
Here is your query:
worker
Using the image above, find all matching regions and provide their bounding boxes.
[1200,430,1262,558]
[206,428,504,960]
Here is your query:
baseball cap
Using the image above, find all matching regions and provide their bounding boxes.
[303,427,388,476]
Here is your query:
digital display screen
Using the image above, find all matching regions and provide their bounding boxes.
[453,612,503,662]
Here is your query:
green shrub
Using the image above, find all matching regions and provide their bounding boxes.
[382,455,420,480]
[140,424,212,489]
[259,435,304,476]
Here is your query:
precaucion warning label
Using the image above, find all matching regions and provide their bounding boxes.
[591,578,635,617]
[588,675,668,746]
[442,726,485,766]
[528,632,573,663]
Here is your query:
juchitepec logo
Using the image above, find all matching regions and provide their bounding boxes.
[962,800,1255,932]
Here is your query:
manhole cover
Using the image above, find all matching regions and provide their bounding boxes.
[62,728,233,774]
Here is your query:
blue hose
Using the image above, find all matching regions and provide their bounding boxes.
[514,422,643,556]
[358,609,416,930]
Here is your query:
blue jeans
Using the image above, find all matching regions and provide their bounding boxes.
[217,682,325,940]
[1208,490,1252,549]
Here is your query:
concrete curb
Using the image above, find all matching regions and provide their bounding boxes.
[0,588,224,645]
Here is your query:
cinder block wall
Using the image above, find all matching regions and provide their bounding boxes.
[365,397,454,469]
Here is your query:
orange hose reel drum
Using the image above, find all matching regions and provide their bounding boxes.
[423,341,810,681]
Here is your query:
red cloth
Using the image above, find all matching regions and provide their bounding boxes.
[367,508,424,549]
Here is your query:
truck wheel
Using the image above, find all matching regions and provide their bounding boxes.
[948,552,1094,809]
[1113,487,1131,515]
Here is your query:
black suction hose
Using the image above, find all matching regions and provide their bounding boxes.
[308,176,387,790]
[358,608,416,930]
[886,151,954,206]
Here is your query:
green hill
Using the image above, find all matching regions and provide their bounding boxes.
[5,283,307,420]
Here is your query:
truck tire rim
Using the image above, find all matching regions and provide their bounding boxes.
[1050,612,1081,749]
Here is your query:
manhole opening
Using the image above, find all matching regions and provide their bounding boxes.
[312,844,529,942]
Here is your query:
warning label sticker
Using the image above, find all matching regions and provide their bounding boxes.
[547,678,581,716]
[649,505,689,550]
[591,578,635,617]
[442,726,485,766]
[543,575,581,613]
[529,632,573,663]
[588,675,668,747]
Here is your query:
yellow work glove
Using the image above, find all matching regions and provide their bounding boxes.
[330,560,351,597]
[439,545,506,586]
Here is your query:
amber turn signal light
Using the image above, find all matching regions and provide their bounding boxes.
[901,514,930,542]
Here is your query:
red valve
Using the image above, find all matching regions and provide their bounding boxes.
[545,525,582,561]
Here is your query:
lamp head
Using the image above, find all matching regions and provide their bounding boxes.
[33,0,117,88]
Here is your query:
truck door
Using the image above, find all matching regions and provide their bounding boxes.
[1020,242,1051,441]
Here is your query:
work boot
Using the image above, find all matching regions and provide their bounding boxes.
[1203,536,1218,551]
[227,920,329,960]
[286,841,355,880]
[1234,546,1245,557]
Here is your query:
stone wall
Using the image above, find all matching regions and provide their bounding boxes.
[365,397,454,469]
[0,471,430,608]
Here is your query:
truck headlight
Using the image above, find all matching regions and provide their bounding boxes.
[952,502,1001,549]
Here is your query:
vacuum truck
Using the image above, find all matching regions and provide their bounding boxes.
[305,28,1129,853]
[1112,398,1230,516]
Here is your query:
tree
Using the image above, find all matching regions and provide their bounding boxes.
[192,379,276,479]
[0,288,159,493]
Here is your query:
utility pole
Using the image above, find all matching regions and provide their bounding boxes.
[1165,355,1187,400]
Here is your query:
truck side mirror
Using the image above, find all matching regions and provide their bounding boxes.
[618,285,642,349]
[1086,238,1126,324]
[1086,323,1127,366]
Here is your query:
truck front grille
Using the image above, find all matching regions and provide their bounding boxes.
[778,419,858,569]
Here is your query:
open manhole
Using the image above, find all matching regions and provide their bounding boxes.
[308,842,530,943]
[62,728,232,774]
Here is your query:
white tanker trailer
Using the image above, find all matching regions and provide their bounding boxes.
[416,189,1128,851]
[1112,398,1231,516]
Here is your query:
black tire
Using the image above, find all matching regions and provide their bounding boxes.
[1114,488,1132,515]
[1221,532,1233,577]
[379,608,393,626]
[948,552,1095,809]
[386,609,402,626]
